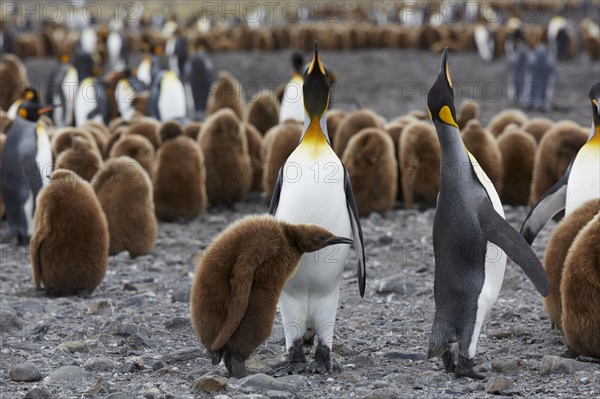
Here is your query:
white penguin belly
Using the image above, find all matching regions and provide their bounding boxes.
[158,72,186,121]
[61,67,79,127]
[565,143,600,214]
[74,78,97,127]
[279,78,304,123]
[467,153,507,358]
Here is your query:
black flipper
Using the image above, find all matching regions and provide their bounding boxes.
[344,168,366,297]
[268,167,283,215]
[520,163,571,244]
[478,199,549,296]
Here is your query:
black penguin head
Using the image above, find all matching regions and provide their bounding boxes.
[303,42,330,120]
[21,88,40,104]
[292,52,303,74]
[17,100,52,122]
[588,81,600,127]
[427,48,458,129]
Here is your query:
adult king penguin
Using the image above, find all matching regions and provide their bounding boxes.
[520,81,600,244]
[0,94,53,245]
[269,43,366,375]
[46,53,79,127]
[183,45,215,120]
[426,49,549,379]
[278,53,305,123]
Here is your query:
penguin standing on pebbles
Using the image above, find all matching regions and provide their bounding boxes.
[426,49,549,379]
[269,43,366,375]
[520,82,600,244]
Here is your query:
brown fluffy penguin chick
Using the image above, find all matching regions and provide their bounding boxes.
[244,123,265,192]
[529,121,587,205]
[399,121,440,209]
[333,109,383,157]
[461,120,503,194]
[159,120,182,142]
[82,120,110,158]
[30,169,109,295]
[190,214,353,378]
[0,54,29,111]
[497,127,537,205]
[154,133,207,221]
[522,117,553,143]
[543,199,600,330]
[385,121,410,201]
[246,90,279,136]
[561,212,600,358]
[123,118,161,150]
[55,136,103,182]
[109,135,155,179]
[0,133,5,217]
[457,100,480,130]
[182,122,202,140]
[93,157,157,257]
[262,121,302,200]
[487,109,528,137]
[198,109,252,206]
[51,128,100,159]
[342,128,397,216]
[206,71,246,120]
[326,109,347,148]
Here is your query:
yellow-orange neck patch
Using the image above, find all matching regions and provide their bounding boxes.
[299,118,329,157]
[438,105,458,128]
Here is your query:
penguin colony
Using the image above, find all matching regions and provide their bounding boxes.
[0,4,599,387]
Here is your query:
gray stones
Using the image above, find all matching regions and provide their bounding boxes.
[190,374,228,393]
[164,316,191,330]
[56,341,88,353]
[484,376,514,394]
[47,366,91,383]
[382,351,424,361]
[24,387,52,399]
[491,356,523,373]
[171,287,191,303]
[237,373,297,392]
[10,362,43,382]
[539,355,575,375]
[0,308,23,332]
[376,275,417,295]
[162,347,203,363]
[83,357,117,372]
[121,356,144,374]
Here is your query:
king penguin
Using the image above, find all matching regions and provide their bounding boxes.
[426,49,549,379]
[0,94,53,244]
[74,71,110,127]
[269,43,366,375]
[148,70,187,122]
[183,45,215,120]
[114,68,144,123]
[520,81,600,244]
[45,53,79,127]
[278,52,305,123]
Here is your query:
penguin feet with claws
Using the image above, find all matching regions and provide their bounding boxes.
[309,344,332,374]
[271,343,308,376]
[455,356,485,380]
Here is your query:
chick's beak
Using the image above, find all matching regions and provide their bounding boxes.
[327,236,354,245]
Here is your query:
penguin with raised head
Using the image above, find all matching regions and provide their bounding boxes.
[148,70,187,122]
[165,29,187,78]
[0,94,53,244]
[7,87,39,119]
[279,52,305,123]
[269,43,366,375]
[106,22,128,71]
[523,45,556,111]
[426,49,549,379]
[46,53,79,127]
[520,82,600,244]
[183,45,215,120]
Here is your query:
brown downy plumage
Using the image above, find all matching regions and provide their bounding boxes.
[81,120,111,158]
[326,109,347,148]
[55,136,103,182]
[342,128,397,216]
[461,120,503,194]
[543,199,600,331]
[198,109,252,206]
[122,117,161,150]
[521,117,553,143]
[246,90,280,136]
[333,108,383,157]
[190,214,353,378]
[561,211,600,358]
[0,54,29,111]
[0,133,6,217]
[109,135,155,179]
[457,100,480,130]
[487,109,528,137]
[399,121,440,209]
[497,126,537,205]
[206,71,246,120]
[262,121,302,200]
[51,128,100,159]
[529,121,587,205]
[30,169,109,295]
[244,123,265,192]
[93,156,156,257]
[385,121,411,201]
[182,122,202,141]
[154,124,207,221]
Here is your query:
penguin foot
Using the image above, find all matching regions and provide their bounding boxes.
[309,343,332,374]
[271,343,307,376]
[223,351,247,378]
[455,356,485,380]
[442,352,455,373]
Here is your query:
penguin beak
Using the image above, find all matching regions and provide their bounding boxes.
[327,236,354,246]
[307,42,326,76]
[37,106,53,115]
[439,47,452,89]
[592,99,599,116]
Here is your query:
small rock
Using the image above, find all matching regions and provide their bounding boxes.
[378,234,394,245]
[10,362,43,382]
[48,366,90,383]
[484,376,514,393]
[171,287,190,303]
[376,275,416,295]
[163,347,203,363]
[539,355,574,374]
[487,328,514,339]
[115,322,140,336]
[56,341,87,353]
[106,393,129,399]
[264,390,294,399]
[332,341,354,357]
[492,356,522,373]
[361,387,401,399]
[83,357,116,372]
[191,374,228,393]
[164,316,191,330]
[237,373,294,392]
[123,282,137,291]
[382,351,424,361]
[121,356,144,373]
[152,360,167,371]
[352,355,375,367]
[87,300,112,315]
[24,387,52,399]
[275,374,308,389]
[0,308,23,332]
[383,372,414,386]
